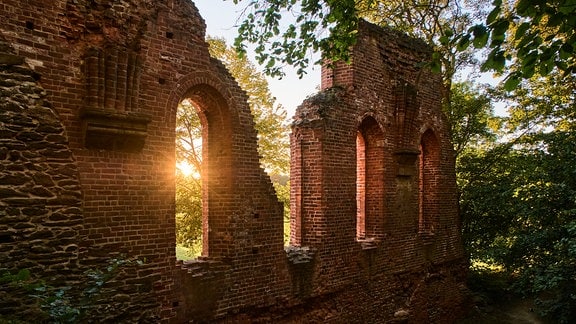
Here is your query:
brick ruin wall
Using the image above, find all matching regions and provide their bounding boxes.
[288,20,468,322]
[0,1,467,323]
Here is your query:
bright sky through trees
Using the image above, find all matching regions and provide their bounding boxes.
[194,0,319,117]
[193,0,510,117]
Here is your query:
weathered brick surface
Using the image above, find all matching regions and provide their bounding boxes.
[288,20,467,322]
[1,1,466,322]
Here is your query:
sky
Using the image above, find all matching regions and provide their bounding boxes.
[194,0,320,118]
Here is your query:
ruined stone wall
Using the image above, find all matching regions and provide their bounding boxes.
[288,20,467,322]
[1,1,466,322]
[0,35,83,321]
[1,1,288,322]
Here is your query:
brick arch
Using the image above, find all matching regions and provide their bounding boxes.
[419,128,441,236]
[168,75,238,258]
[356,115,386,241]
[166,73,241,123]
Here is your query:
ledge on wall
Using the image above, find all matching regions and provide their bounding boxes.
[80,108,152,152]
[357,237,378,250]
[285,246,315,265]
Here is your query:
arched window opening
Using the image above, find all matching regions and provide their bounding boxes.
[175,99,205,261]
[356,131,366,239]
[174,85,233,261]
[356,116,385,241]
[419,129,440,236]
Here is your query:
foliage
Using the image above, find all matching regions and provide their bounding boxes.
[356,0,491,96]
[175,100,202,173]
[207,36,290,175]
[176,245,201,261]
[458,0,576,89]
[0,257,144,323]
[230,0,359,78]
[175,99,203,257]
[447,81,501,157]
[271,177,290,244]
[459,130,576,322]
[175,170,202,252]
[223,2,576,321]
[454,57,576,324]
[0,268,31,285]
[493,72,576,133]
[229,0,576,98]
[229,0,489,86]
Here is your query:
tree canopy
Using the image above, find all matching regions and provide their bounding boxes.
[456,67,576,321]
[229,0,576,87]
[229,0,482,79]
[459,128,576,322]
[230,0,359,78]
[208,36,290,175]
[446,81,501,157]
[461,0,576,90]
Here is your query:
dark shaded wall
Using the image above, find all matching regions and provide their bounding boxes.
[0,35,83,320]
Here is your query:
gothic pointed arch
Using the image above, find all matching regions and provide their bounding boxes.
[419,128,441,237]
[168,74,237,258]
[356,115,385,241]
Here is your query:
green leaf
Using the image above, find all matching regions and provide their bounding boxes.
[503,74,521,91]
[515,0,532,16]
[430,58,442,73]
[547,14,564,28]
[491,19,510,38]
[482,50,506,71]
[538,59,554,76]
[266,57,276,68]
[473,31,489,49]
[515,22,531,40]
[555,60,568,71]
[457,35,471,51]
[490,32,505,47]
[521,51,538,69]
[487,6,501,26]
[521,65,535,78]
[560,43,574,60]
[493,54,506,71]
[558,0,576,14]
[17,269,30,281]
[439,35,450,46]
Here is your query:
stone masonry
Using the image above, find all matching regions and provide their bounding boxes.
[0,1,467,322]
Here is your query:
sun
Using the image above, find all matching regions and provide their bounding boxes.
[176,161,200,178]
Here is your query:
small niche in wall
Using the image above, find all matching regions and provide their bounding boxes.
[394,149,420,177]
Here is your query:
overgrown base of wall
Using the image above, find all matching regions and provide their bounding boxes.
[218,260,468,323]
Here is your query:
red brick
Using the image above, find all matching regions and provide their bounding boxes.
[1,2,466,323]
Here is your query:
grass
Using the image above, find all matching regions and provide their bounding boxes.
[176,243,201,261]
